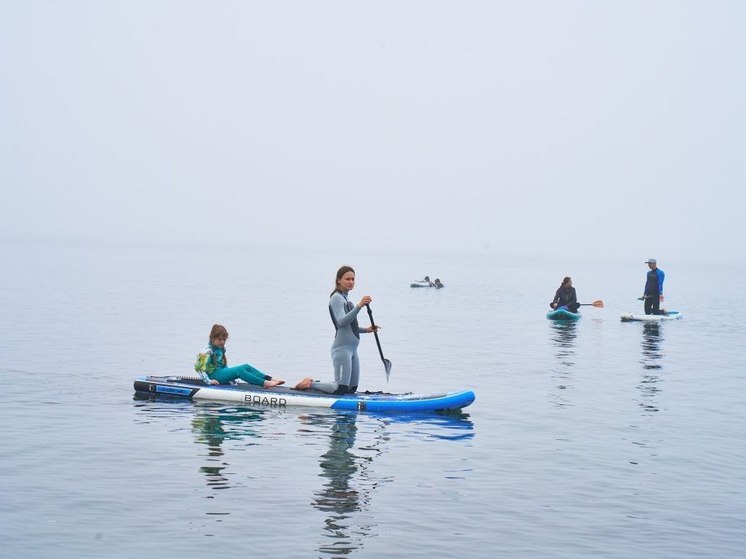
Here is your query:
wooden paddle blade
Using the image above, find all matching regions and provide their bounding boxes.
[593,299,604,308]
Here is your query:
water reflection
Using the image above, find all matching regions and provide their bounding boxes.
[300,412,387,557]
[133,397,474,551]
[133,396,266,492]
[191,405,264,490]
[304,411,474,557]
[638,323,664,413]
[550,320,577,366]
[548,320,577,407]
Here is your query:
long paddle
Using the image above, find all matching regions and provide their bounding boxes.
[578,299,604,308]
[365,304,392,381]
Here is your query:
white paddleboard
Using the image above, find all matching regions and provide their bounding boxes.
[620,311,682,322]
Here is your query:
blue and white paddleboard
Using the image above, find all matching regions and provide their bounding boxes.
[133,376,475,413]
[620,311,683,322]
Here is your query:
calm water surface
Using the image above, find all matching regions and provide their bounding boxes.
[1,241,744,558]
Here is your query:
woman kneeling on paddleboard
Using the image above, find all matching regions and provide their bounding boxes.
[295,266,379,395]
[550,277,580,313]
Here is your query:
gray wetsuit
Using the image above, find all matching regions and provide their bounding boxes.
[311,290,367,395]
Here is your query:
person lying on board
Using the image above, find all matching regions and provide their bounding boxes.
[550,276,580,313]
[194,323,284,388]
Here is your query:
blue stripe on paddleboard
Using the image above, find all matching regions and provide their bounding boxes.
[330,390,475,412]
[155,385,194,396]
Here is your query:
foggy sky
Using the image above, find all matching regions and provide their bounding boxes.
[2,1,744,263]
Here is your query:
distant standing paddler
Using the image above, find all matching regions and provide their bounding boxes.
[642,258,665,315]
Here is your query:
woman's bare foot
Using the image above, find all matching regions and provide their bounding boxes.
[264,379,284,388]
[294,377,313,390]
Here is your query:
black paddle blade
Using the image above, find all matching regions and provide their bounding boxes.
[383,358,392,382]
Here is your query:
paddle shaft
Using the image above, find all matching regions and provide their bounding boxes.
[364,304,392,380]
[578,299,604,308]
[365,304,386,361]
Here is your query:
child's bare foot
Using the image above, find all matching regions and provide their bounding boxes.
[294,377,313,390]
[264,379,284,388]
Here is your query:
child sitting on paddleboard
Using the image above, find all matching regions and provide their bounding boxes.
[194,324,284,388]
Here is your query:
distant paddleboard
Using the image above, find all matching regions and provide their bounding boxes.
[620,311,682,322]
[546,308,581,320]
